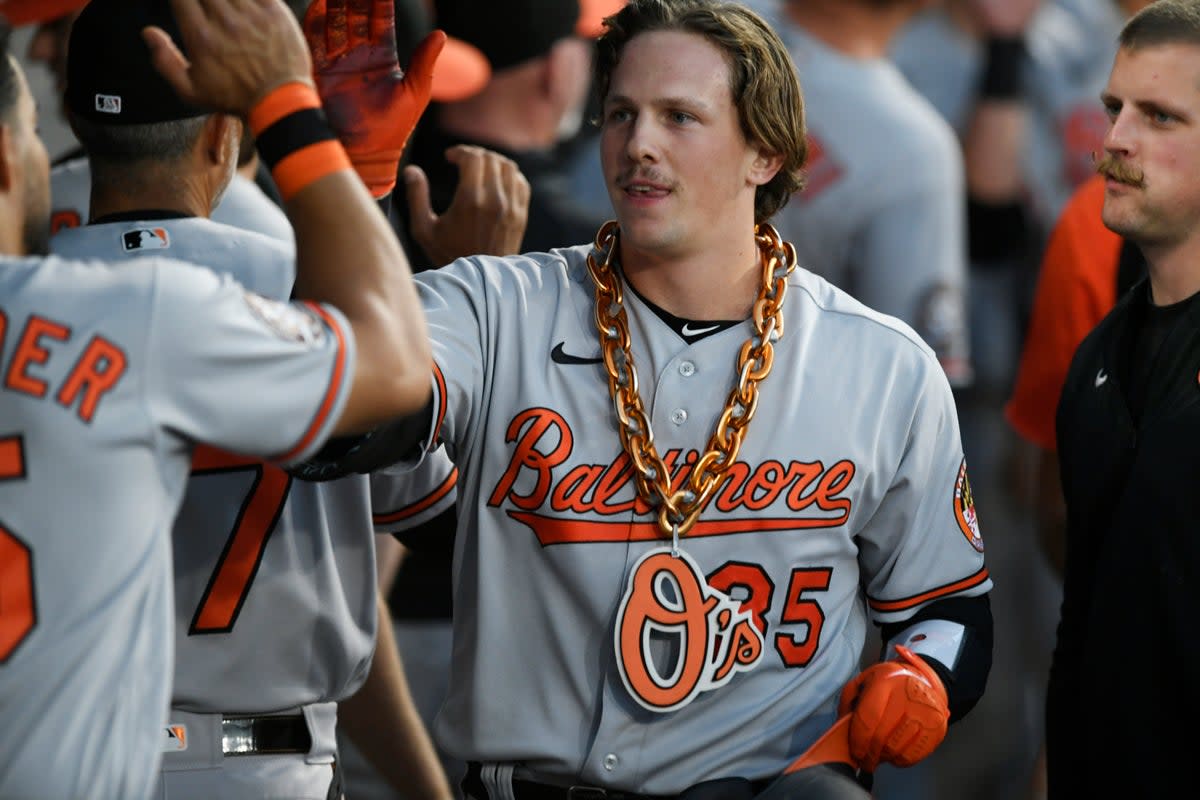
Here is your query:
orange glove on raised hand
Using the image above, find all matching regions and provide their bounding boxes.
[837,645,950,772]
[304,0,445,198]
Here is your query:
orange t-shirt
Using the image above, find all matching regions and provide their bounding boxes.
[1005,175,1123,451]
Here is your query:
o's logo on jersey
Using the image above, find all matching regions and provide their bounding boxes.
[615,548,765,713]
[954,459,983,552]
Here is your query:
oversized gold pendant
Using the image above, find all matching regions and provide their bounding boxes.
[614,547,766,712]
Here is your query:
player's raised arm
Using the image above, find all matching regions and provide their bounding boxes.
[145,0,433,434]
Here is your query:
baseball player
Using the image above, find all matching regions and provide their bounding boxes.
[763,0,972,389]
[310,1,995,798]
[41,1,477,798]
[0,0,436,796]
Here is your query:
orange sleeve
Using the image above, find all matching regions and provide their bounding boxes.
[1005,176,1122,451]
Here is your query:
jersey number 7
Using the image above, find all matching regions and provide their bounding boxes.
[0,435,35,663]
[187,446,293,635]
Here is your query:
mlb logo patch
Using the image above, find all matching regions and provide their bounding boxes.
[123,228,170,252]
[163,724,188,752]
[94,94,122,115]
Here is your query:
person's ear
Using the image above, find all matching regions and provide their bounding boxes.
[748,148,784,187]
[203,113,239,166]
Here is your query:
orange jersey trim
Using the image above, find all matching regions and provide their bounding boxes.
[866,567,990,614]
[430,363,448,448]
[275,302,348,463]
[512,513,848,547]
[1006,176,1123,451]
[373,467,459,526]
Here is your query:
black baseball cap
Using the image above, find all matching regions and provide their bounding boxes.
[65,0,205,125]
[434,0,581,73]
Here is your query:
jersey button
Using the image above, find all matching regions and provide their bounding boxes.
[671,409,688,425]
[603,753,619,771]
[679,361,696,377]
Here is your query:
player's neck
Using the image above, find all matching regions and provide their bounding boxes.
[1144,236,1200,306]
[88,185,211,223]
[620,238,762,321]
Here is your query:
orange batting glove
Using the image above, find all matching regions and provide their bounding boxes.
[304,0,446,198]
[837,645,950,772]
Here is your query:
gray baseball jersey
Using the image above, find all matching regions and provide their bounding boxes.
[51,217,454,796]
[370,243,991,795]
[767,21,971,387]
[0,253,354,800]
[50,155,295,247]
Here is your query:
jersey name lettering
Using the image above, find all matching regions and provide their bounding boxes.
[488,408,857,544]
[0,309,128,424]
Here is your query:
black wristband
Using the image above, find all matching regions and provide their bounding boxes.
[967,197,1031,264]
[253,107,337,171]
[979,36,1025,101]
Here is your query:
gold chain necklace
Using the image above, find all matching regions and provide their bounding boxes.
[584,220,798,544]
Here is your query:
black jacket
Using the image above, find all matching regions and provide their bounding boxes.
[1049,281,1200,796]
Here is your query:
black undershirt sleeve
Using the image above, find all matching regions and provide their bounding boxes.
[879,594,993,723]
[286,394,434,481]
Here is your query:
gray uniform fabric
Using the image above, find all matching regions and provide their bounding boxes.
[0,252,354,800]
[371,243,991,795]
[50,217,453,800]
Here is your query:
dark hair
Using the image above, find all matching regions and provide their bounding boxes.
[69,114,208,164]
[1121,0,1200,48]
[594,0,807,223]
[0,22,19,125]
[69,112,209,195]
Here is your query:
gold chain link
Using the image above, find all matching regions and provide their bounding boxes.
[585,221,798,539]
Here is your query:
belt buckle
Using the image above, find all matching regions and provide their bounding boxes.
[567,787,609,800]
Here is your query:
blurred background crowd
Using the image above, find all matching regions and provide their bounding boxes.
[12,1,1145,798]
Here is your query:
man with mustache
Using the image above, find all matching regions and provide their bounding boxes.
[1044,1,1200,794]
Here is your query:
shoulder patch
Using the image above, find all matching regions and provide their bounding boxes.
[953,459,983,552]
[243,293,326,345]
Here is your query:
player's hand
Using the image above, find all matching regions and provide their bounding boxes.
[405,145,532,266]
[145,0,314,117]
[837,645,949,772]
[305,0,446,198]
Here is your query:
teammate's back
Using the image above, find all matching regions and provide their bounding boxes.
[0,0,437,794]
[0,253,353,798]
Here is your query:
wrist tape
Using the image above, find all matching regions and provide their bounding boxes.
[249,82,352,201]
[980,37,1025,101]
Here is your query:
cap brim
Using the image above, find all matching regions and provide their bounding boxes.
[577,0,627,38]
[0,0,89,26]
[430,36,491,102]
